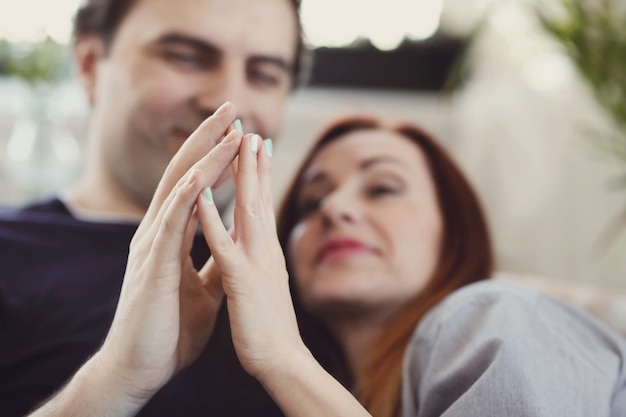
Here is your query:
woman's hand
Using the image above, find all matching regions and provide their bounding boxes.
[197,133,308,380]
[97,102,243,402]
[197,134,373,417]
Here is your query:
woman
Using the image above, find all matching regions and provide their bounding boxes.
[275,115,493,416]
[268,115,626,416]
[202,113,626,417]
[30,108,626,417]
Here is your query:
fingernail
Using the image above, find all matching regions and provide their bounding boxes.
[264,138,273,158]
[203,187,214,205]
[214,101,232,116]
[233,119,243,133]
[250,134,259,154]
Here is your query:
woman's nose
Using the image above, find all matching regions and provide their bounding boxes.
[319,189,360,227]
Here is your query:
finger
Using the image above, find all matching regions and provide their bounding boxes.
[197,188,239,277]
[213,121,242,189]
[234,134,262,240]
[181,206,200,258]
[198,224,236,285]
[227,119,241,183]
[258,138,276,227]
[229,156,239,181]
[145,101,237,227]
[132,170,191,253]
[189,129,243,191]
[140,129,242,248]
[150,170,205,276]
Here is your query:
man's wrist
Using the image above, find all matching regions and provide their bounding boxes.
[28,352,149,417]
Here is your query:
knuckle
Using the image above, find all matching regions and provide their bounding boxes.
[243,201,262,218]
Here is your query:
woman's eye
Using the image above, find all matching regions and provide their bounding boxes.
[296,199,321,218]
[368,185,398,197]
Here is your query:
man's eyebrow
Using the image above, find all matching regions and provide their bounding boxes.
[154,32,221,55]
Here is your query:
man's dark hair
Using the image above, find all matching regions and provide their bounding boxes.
[72,0,307,84]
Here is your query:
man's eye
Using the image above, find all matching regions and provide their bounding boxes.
[161,50,219,70]
[163,50,198,65]
[249,69,280,87]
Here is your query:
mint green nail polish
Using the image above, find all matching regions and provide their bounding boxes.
[250,134,259,154]
[233,119,243,133]
[264,138,273,157]
[203,187,214,205]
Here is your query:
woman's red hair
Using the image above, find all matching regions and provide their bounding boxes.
[276,114,494,417]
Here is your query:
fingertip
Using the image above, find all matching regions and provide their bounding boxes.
[197,186,220,225]
[214,101,234,117]
[203,187,214,205]
[250,134,260,155]
[222,129,242,146]
[258,138,273,171]
[264,138,273,158]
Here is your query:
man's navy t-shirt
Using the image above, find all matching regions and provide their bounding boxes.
[0,198,282,416]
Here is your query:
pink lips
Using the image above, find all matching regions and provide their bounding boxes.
[316,238,375,262]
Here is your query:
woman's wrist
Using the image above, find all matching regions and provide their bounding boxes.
[255,344,370,417]
[249,340,315,391]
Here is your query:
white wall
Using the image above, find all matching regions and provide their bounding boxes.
[274,85,626,291]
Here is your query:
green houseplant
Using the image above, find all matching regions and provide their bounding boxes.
[538,0,626,171]
[0,36,79,196]
[537,0,626,246]
[0,36,68,88]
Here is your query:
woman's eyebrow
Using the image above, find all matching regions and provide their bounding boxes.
[360,156,409,170]
[298,155,409,189]
[299,171,329,188]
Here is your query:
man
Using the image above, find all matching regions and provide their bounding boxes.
[0,0,304,415]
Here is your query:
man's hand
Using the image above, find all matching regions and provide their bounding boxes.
[29,102,242,417]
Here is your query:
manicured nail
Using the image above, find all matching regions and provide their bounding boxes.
[250,134,259,154]
[203,187,214,205]
[214,101,232,116]
[264,138,273,157]
[233,119,243,133]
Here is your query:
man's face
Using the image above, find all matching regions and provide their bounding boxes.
[81,0,298,210]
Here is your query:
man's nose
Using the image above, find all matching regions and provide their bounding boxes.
[196,61,249,120]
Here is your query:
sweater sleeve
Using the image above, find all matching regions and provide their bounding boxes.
[401,281,626,417]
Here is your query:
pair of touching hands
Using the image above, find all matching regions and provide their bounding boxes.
[96,102,306,407]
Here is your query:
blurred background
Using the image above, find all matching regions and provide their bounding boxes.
[1,0,625,290]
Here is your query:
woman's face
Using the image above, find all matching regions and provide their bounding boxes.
[288,128,444,321]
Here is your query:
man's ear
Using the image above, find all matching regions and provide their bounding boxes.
[73,35,106,105]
